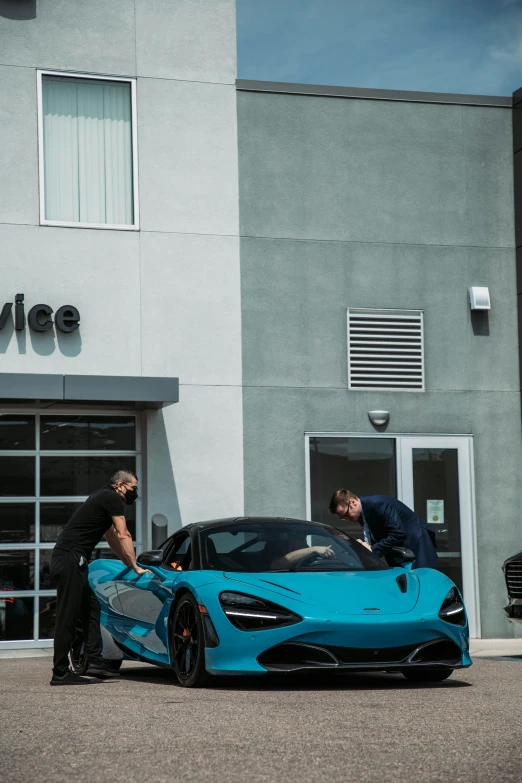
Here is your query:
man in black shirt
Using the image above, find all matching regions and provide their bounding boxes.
[49,469,149,686]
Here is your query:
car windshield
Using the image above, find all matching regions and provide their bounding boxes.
[199,520,388,573]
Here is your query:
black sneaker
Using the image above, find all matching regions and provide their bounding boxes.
[86,662,120,679]
[50,670,91,686]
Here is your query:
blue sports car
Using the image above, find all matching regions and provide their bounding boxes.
[72,517,471,687]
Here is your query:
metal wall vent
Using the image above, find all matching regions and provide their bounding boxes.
[347,308,425,391]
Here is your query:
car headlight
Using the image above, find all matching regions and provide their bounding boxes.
[438,587,466,626]
[219,591,302,631]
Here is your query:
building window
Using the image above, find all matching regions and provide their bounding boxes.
[347,308,425,391]
[0,412,141,645]
[37,71,139,230]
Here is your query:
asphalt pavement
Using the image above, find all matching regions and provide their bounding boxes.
[1,657,521,783]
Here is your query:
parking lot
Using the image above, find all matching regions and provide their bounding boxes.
[1,655,521,783]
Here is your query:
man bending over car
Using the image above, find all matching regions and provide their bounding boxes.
[49,469,150,686]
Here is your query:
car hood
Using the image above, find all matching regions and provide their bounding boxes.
[224,569,420,615]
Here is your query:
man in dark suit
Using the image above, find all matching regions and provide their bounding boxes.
[328,489,437,569]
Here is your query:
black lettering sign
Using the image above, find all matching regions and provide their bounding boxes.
[28,304,53,332]
[55,305,80,333]
[0,296,80,334]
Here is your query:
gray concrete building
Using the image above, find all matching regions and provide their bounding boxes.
[0,0,519,645]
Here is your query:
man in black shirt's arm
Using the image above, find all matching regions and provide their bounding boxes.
[49,469,149,686]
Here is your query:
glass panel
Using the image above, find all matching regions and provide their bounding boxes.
[412,448,462,592]
[38,594,57,640]
[40,502,83,543]
[0,415,35,450]
[39,550,57,590]
[40,456,136,497]
[309,437,396,536]
[0,596,33,641]
[0,549,35,590]
[0,457,35,496]
[40,415,136,451]
[0,503,35,543]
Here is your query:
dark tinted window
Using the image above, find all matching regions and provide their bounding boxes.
[309,437,396,537]
[40,415,135,450]
[0,549,34,590]
[0,457,35,496]
[201,521,387,573]
[0,596,33,640]
[40,456,136,496]
[0,503,35,543]
[0,415,35,450]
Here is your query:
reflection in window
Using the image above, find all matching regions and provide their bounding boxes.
[0,415,35,450]
[40,503,82,543]
[0,504,35,543]
[309,437,396,535]
[40,456,136,496]
[0,596,33,641]
[0,550,35,590]
[38,595,56,640]
[40,416,136,451]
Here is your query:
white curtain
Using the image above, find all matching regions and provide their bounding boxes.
[42,76,133,225]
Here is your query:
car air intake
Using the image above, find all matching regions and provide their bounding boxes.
[258,643,338,670]
[410,639,462,664]
[505,562,522,598]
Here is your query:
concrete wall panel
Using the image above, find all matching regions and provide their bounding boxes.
[241,238,517,393]
[0,224,141,376]
[135,0,236,83]
[0,0,136,75]
[238,91,514,249]
[138,78,239,235]
[146,385,244,531]
[0,65,38,226]
[140,231,242,385]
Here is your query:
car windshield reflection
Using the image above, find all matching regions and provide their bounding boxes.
[200,521,388,573]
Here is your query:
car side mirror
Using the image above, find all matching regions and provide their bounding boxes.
[391,546,416,562]
[137,550,164,566]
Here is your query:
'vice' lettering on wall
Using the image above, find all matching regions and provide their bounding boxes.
[0,294,80,333]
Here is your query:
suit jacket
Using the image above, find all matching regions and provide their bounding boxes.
[360,495,438,569]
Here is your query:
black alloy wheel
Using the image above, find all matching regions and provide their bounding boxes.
[171,593,209,688]
[69,623,88,675]
[69,623,122,674]
[402,668,453,682]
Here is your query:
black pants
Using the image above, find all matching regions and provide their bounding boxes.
[50,547,103,677]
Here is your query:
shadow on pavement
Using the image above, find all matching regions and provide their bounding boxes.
[119,664,471,692]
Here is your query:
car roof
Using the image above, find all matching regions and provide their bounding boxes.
[192,516,333,531]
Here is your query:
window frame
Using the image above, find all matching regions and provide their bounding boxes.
[36,69,140,232]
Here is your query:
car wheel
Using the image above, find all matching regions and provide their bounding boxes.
[402,668,453,682]
[69,623,123,674]
[69,623,88,674]
[171,593,209,688]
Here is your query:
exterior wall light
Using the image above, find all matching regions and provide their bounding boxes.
[469,287,491,310]
[368,410,390,426]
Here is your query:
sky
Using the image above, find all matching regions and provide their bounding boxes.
[237,0,522,95]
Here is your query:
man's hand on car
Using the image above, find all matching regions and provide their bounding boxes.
[133,565,152,576]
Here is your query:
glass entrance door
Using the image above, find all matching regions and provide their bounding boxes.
[399,437,478,637]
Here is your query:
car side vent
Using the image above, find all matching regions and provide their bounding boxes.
[347,308,424,391]
[396,574,407,593]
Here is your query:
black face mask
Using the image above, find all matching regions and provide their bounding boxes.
[124,487,138,506]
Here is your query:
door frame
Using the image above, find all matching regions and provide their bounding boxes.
[304,432,480,638]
